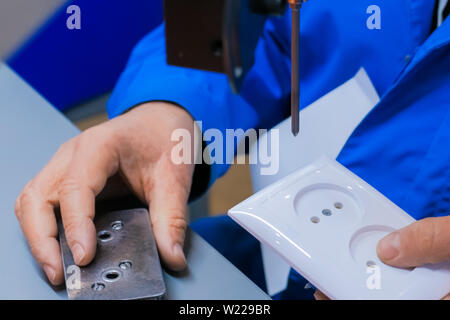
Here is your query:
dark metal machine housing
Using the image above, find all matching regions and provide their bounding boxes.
[164,0,287,93]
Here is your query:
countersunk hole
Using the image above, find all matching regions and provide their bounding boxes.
[91,282,105,291]
[119,260,132,270]
[311,216,320,224]
[111,220,124,231]
[334,202,343,209]
[322,209,332,216]
[106,272,119,280]
[102,269,121,282]
[98,230,112,242]
[366,260,377,268]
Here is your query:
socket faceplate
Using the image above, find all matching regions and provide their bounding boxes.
[228,157,450,299]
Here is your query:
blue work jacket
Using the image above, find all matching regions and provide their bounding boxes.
[107,1,450,298]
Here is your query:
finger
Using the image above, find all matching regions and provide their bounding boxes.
[314,290,330,300]
[443,293,450,300]
[146,157,192,271]
[59,129,119,266]
[59,183,98,266]
[14,140,77,285]
[16,188,64,285]
[377,216,450,268]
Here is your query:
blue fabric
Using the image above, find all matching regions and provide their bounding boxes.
[190,216,315,300]
[8,0,163,111]
[190,216,268,293]
[108,1,450,298]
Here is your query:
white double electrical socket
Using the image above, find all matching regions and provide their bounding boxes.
[228,157,450,299]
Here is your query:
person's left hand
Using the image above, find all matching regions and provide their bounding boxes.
[315,216,450,300]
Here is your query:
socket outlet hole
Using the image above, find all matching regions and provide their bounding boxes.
[334,202,343,209]
[322,209,332,216]
[311,216,320,224]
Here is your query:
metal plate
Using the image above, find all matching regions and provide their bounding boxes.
[59,208,166,300]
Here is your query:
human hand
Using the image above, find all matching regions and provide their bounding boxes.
[377,216,450,300]
[15,102,197,285]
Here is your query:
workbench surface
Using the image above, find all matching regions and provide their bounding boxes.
[0,62,269,300]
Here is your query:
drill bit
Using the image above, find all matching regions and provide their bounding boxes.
[289,0,302,136]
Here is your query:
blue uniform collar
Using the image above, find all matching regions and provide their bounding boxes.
[377,16,450,107]
[405,16,450,75]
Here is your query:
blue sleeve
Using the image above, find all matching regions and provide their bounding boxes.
[107,18,291,188]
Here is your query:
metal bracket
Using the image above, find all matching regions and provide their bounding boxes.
[59,208,166,300]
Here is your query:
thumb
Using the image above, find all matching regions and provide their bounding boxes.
[377,216,450,268]
[146,163,192,272]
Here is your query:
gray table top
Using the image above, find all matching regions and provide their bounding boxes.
[0,62,269,300]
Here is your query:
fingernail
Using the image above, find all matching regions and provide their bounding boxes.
[378,232,400,260]
[43,264,55,283]
[173,243,185,260]
[72,243,85,265]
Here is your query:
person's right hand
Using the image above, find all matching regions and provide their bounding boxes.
[15,102,198,285]
[377,216,450,300]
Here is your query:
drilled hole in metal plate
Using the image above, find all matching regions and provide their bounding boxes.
[366,260,376,268]
[334,202,343,209]
[111,220,124,231]
[322,209,332,216]
[311,216,320,224]
[106,272,119,280]
[91,282,105,291]
[102,270,121,282]
[119,260,132,270]
[98,230,112,241]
